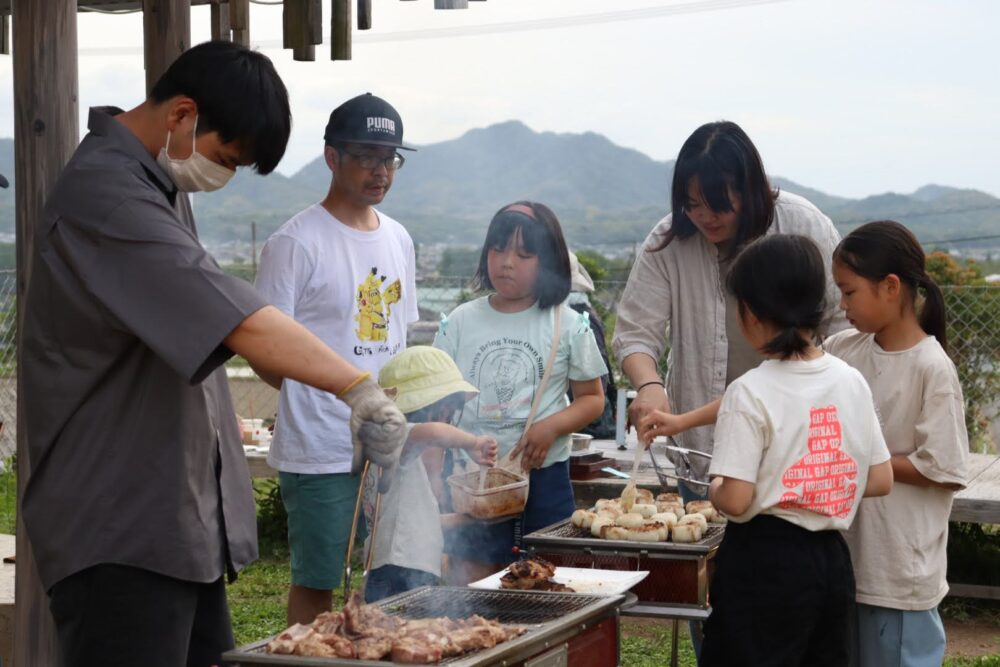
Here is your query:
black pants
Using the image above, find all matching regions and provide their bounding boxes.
[49,564,234,667]
[701,515,857,667]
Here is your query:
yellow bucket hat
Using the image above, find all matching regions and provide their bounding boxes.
[378,346,479,415]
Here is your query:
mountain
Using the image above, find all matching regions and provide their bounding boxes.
[0,125,997,248]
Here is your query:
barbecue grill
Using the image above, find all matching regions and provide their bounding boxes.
[523,519,723,608]
[223,587,624,667]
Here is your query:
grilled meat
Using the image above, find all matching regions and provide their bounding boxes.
[500,557,574,592]
[391,637,444,664]
[265,591,525,663]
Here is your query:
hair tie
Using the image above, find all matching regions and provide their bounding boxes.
[503,203,537,221]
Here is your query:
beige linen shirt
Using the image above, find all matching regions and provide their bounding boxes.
[612,191,848,479]
[826,330,969,610]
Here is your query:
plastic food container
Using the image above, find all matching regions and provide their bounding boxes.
[447,468,529,520]
[571,432,594,451]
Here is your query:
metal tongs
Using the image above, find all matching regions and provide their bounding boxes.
[648,435,713,489]
[343,461,382,603]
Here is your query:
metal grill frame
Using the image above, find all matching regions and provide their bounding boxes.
[523,519,724,557]
[524,520,723,609]
[222,587,624,667]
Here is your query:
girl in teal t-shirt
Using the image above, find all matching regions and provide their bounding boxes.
[434,201,607,584]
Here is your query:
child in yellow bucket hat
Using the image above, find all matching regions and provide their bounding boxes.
[362,346,497,602]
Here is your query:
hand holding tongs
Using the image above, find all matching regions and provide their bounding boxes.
[648,435,713,489]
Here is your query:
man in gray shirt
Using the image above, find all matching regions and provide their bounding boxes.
[21,41,405,667]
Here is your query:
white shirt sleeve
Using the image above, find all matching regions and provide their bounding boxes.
[709,383,767,484]
[254,234,313,318]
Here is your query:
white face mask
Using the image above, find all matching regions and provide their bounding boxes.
[156,115,236,193]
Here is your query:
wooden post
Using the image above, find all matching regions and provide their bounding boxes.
[331,0,351,61]
[229,0,250,46]
[210,0,232,42]
[12,0,79,664]
[357,0,371,30]
[434,0,469,8]
[142,0,192,96]
[284,0,321,61]
[0,14,9,55]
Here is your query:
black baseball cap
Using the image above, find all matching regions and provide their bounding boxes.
[323,92,415,151]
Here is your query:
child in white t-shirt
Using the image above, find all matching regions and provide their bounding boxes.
[827,220,969,667]
[646,235,893,666]
[361,346,497,603]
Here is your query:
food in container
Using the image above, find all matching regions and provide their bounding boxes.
[447,468,528,521]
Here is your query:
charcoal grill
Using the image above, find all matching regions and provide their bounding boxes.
[223,586,623,667]
[525,520,723,667]
[523,519,723,609]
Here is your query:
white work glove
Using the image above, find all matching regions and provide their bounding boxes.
[340,375,407,493]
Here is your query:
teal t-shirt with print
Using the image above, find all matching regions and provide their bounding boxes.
[433,296,608,467]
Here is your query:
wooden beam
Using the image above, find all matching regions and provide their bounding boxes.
[434,0,469,8]
[142,0,191,96]
[210,0,231,42]
[12,0,79,664]
[0,14,8,55]
[357,0,371,30]
[331,0,350,61]
[229,0,249,46]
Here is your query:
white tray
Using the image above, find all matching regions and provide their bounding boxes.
[468,566,649,596]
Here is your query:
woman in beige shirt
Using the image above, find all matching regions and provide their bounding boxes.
[613,121,848,490]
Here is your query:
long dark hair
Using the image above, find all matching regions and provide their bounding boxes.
[474,201,571,309]
[727,235,826,359]
[650,121,777,252]
[833,220,947,351]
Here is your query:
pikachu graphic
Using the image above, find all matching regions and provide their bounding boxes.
[355,267,402,342]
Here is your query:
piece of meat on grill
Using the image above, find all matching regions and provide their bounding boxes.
[311,610,344,635]
[266,623,313,654]
[343,590,404,637]
[449,625,499,652]
[355,636,394,660]
[391,637,444,664]
[403,628,462,657]
[402,617,460,634]
[462,615,525,643]
[291,633,338,657]
[319,634,357,658]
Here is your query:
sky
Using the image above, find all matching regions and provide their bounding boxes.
[0,0,997,199]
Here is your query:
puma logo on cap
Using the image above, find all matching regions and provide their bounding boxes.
[366,117,396,135]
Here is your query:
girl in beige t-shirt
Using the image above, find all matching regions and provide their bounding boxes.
[828,220,969,667]
[664,234,894,667]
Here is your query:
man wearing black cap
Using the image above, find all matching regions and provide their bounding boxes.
[254,93,418,625]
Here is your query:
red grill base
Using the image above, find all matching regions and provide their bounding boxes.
[529,549,716,606]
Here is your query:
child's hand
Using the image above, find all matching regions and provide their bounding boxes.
[510,420,558,472]
[468,436,498,467]
[638,409,686,445]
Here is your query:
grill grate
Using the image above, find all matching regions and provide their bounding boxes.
[225,587,621,666]
[379,586,603,625]
[525,519,724,555]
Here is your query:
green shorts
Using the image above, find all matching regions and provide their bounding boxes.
[279,471,361,590]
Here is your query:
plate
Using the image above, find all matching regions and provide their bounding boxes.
[468,566,649,596]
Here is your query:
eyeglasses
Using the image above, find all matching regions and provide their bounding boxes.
[341,149,405,171]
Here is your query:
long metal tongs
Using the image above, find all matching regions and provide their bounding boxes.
[343,462,382,603]
[648,436,712,489]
